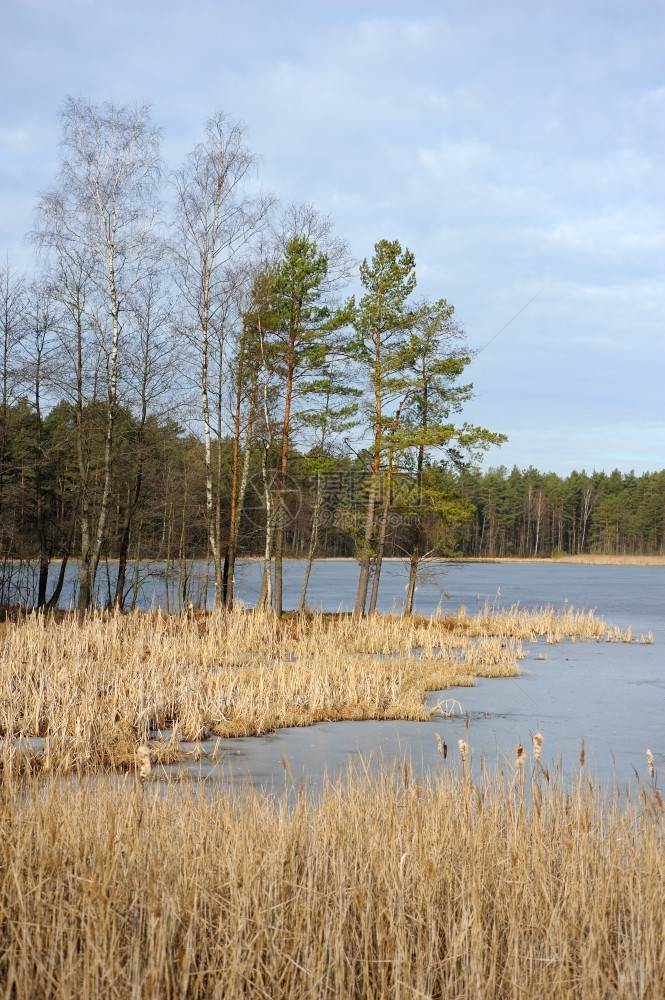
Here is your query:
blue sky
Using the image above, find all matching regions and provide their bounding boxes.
[2,0,663,475]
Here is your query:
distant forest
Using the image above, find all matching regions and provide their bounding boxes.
[2,394,663,598]
[2,98,662,613]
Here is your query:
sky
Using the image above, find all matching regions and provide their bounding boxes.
[2,0,663,476]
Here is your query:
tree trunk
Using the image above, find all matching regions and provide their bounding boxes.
[404,429,426,616]
[258,442,274,609]
[223,333,250,609]
[114,472,143,610]
[367,402,404,615]
[404,520,421,616]
[200,320,222,604]
[368,472,392,614]
[34,348,50,608]
[353,468,378,618]
[299,471,324,612]
[223,405,254,609]
[273,351,295,618]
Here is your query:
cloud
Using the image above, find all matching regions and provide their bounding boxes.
[0,0,663,472]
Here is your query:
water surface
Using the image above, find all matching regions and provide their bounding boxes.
[152,559,663,791]
[10,557,662,788]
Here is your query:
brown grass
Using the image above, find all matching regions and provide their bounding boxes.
[0,605,650,775]
[452,554,665,565]
[0,763,662,999]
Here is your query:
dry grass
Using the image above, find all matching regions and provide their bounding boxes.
[0,605,649,775]
[0,763,663,999]
[552,554,665,565]
[453,601,650,643]
[454,554,665,566]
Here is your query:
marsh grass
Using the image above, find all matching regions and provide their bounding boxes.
[455,554,665,566]
[0,605,648,775]
[0,763,663,999]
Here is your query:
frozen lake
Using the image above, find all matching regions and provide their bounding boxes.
[6,557,663,788]
[155,559,661,791]
[24,555,665,638]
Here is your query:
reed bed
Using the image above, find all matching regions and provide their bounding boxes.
[0,763,662,999]
[551,554,665,566]
[456,554,665,566]
[453,602,649,643]
[0,605,648,774]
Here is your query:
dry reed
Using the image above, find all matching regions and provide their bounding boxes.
[136,744,151,785]
[0,765,662,999]
[0,604,651,775]
[532,731,544,762]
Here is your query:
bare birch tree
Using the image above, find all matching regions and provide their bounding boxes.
[33,97,162,611]
[114,274,175,608]
[21,279,61,606]
[172,110,272,605]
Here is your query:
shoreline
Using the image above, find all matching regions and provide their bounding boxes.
[17,553,665,567]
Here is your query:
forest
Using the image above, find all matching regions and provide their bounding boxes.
[2,98,663,613]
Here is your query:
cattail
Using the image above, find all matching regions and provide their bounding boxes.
[458,739,468,764]
[646,748,655,779]
[516,743,525,767]
[579,739,585,767]
[532,733,544,762]
[136,745,151,786]
[435,733,447,758]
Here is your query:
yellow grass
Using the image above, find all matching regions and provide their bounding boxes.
[0,605,648,775]
[452,554,665,565]
[550,553,665,565]
[0,764,663,999]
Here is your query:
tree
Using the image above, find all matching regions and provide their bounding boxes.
[21,279,61,606]
[172,110,272,606]
[297,367,359,611]
[113,275,176,608]
[258,205,353,616]
[350,240,418,618]
[0,259,27,549]
[398,299,505,612]
[221,262,271,609]
[33,97,162,611]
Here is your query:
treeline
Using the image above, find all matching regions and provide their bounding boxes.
[2,392,662,601]
[454,466,665,558]
[1,97,661,614]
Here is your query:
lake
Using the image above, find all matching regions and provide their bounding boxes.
[7,557,663,788]
[145,558,661,792]
[30,555,664,637]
